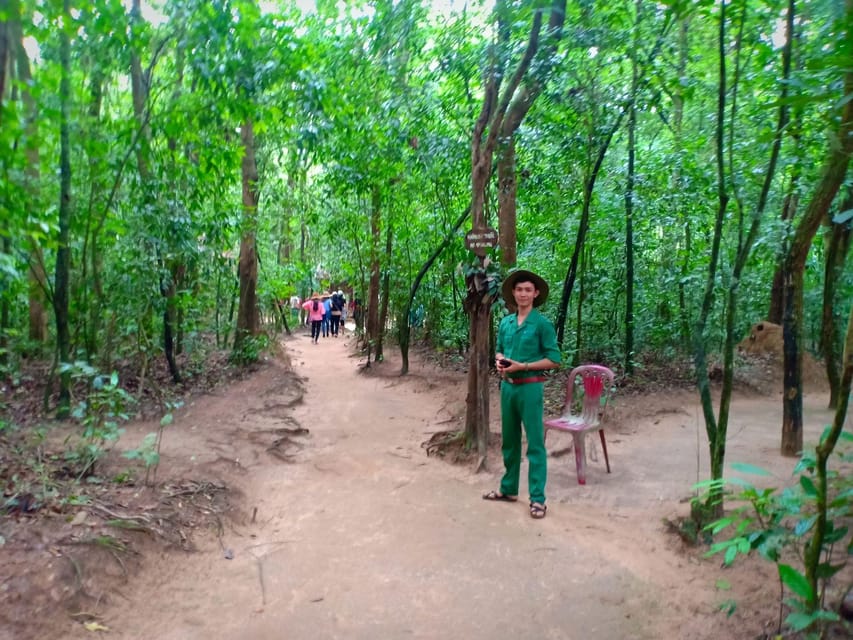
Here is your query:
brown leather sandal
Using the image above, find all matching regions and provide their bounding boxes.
[529,502,547,519]
[482,490,518,502]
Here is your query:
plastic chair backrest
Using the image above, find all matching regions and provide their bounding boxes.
[563,364,615,427]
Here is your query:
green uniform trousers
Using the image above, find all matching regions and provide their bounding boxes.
[499,380,547,504]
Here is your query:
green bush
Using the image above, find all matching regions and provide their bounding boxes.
[701,437,853,637]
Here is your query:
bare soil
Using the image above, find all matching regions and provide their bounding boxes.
[0,325,846,640]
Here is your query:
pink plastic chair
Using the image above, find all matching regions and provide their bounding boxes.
[544,364,615,485]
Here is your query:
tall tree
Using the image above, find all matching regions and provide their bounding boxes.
[553,8,669,349]
[692,0,797,515]
[128,0,183,381]
[802,298,853,612]
[781,0,853,455]
[767,19,804,328]
[375,220,393,361]
[465,2,558,467]
[623,0,641,375]
[6,8,48,344]
[54,0,73,417]
[673,16,691,350]
[496,0,566,267]
[234,116,261,348]
[365,184,382,363]
[0,0,12,366]
[399,206,470,374]
[820,186,852,409]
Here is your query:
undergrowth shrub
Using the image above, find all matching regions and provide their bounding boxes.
[699,434,852,638]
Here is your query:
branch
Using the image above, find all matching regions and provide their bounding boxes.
[472,43,501,159]
[500,0,567,139]
[484,8,544,153]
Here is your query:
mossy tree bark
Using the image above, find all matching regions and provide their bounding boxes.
[234,118,261,351]
[781,7,853,454]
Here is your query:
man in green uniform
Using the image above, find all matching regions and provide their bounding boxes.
[483,270,561,519]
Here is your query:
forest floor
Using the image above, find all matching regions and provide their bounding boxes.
[0,322,848,640]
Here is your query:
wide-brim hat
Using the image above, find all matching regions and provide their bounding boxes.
[311,292,321,300]
[501,269,549,308]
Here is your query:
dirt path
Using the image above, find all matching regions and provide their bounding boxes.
[55,327,835,640]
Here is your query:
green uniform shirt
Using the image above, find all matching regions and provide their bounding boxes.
[497,308,561,378]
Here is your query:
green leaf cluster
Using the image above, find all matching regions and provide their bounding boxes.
[702,440,852,635]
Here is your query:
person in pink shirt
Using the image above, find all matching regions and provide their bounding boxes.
[302,292,325,344]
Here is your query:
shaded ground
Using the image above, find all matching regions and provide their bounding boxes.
[0,324,846,640]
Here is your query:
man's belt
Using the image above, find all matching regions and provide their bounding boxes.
[504,376,546,385]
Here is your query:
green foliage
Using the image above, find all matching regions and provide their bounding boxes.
[1,425,62,506]
[701,442,852,636]
[62,363,135,480]
[122,433,160,472]
[459,256,503,307]
[230,333,269,365]
[122,401,181,487]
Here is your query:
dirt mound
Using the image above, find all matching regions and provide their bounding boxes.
[737,321,827,394]
[738,321,785,358]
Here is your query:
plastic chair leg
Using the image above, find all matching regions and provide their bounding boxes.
[599,430,611,474]
[572,433,586,485]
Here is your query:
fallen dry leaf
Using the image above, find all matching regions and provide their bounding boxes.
[83,621,110,632]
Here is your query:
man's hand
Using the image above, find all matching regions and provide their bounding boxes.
[496,354,516,373]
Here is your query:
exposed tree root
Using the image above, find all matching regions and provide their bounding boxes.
[265,427,309,462]
[83,480,231,550]
[421,430,466,458]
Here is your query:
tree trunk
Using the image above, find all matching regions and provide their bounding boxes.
[495,0,566,271]
[781,22,853,454]
[0,2,10,364]
[767,19,804,325]
[691,0,793,519]
[165,45,190,373]
[674,17,691,349]
[160,266,182,382]
[235,118,261,349]
[820,186,852,409]
[554,20,669,346]
[375,222,392,361]
[0,237,9,366]
[365,184,382,363]
[767,173,800,324]
[54,0,73,417]
[279,170,297,264]
[27,258,49,343]
[691,0,733,518]
[465,3,550,465]
[130,2,181,379]
[624,0,640,375]
[464,293,491,469]
[573,245,587,366]
[497,139,518,267]
[767,186,802,324]
[129,0,150,177]
[803,301,853,611]
[0,1,10,115]
[80,67,106,361]
[9,16,49,345]
[555,128,619,347]
[400,207,470,374]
